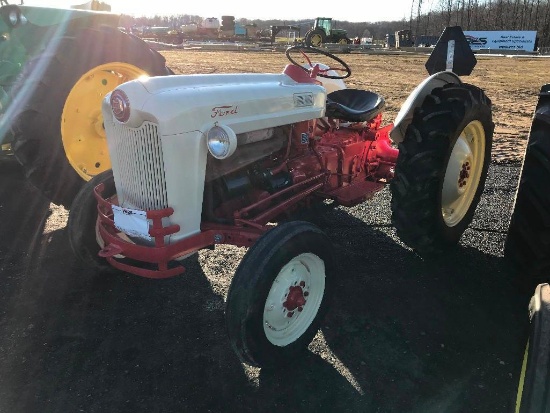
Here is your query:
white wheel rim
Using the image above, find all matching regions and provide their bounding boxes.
[441,120,486,227]
[263,252,325,347]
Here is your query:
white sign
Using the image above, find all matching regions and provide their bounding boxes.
[112,205,152,241]
[464,31,537,51]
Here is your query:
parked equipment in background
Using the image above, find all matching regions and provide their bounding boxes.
[304,17,351,47]
[137,16,254,43]
[220,15,235,31]
[269,25,301,44]
[395,30,414,47]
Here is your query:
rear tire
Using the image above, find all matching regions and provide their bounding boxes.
[504,90,550,288]
[226,221,334,368]
[10,27,171,208]
[390,83,493,254]
[68,169,116,273]
[516,283,550,413]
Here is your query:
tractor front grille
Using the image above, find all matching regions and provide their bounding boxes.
[109,121,169,211]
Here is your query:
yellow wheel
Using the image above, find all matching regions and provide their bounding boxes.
[338,38,348,45]
[61,63,147,181]
[310,34,323,46]
[305,29,325,47]
[10,27,170,208]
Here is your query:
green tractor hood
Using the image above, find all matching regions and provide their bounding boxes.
[18,5,119,27]
[0,3,121,143]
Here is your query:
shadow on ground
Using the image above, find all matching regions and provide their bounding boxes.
[0,163,530,413]
[305,204,530,413]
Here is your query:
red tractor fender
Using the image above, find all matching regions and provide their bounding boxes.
[389,71,462,143]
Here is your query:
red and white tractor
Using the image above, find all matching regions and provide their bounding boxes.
[68,28,494,368]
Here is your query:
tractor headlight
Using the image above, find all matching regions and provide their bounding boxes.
[207,125,237,159]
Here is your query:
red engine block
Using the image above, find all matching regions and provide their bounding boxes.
[286,116,398,206]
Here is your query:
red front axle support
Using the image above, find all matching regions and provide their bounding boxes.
[93,183,264,279]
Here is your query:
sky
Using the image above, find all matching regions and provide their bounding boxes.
[22,0,417,23]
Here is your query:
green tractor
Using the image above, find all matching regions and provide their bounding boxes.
[304,17,351,47]
[0,1,172,208]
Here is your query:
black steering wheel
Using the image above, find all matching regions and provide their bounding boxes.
[285,45,352,80]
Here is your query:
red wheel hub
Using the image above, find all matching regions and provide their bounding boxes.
[458,161,471,187]
[284,282,308,316]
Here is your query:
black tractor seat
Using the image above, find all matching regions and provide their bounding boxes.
[325,89,385,122]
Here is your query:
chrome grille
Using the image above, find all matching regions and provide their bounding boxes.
[109,121,168,210]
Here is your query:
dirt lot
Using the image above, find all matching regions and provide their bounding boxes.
[0,50,547,412]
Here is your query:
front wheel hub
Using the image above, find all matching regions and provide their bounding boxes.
[283,283,308,315]
[263,253,325,347]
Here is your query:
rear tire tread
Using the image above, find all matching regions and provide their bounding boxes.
[505,99,550,286]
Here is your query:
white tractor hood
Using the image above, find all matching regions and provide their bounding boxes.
[104,72,327,135]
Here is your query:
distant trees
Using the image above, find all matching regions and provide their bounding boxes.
[411,0,550,47]
[337,0,549,48]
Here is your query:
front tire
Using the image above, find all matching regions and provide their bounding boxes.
[504,89,550,288]
[68,169,116,273]
[226,221,334,368]
[10,27,171,208]
[390,83,493,254]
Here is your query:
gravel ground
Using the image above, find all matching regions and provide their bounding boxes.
[0,160,532,413]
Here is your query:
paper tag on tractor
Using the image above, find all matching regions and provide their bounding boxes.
[112,205,152,241]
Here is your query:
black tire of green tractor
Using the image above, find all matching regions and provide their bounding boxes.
[68,169,116,273]
[305,29,325,47]
[9,26,171,208]
[516,283,550,413]
[390,83,494,255]
[504,97,550,288]
[225,221,334,368]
